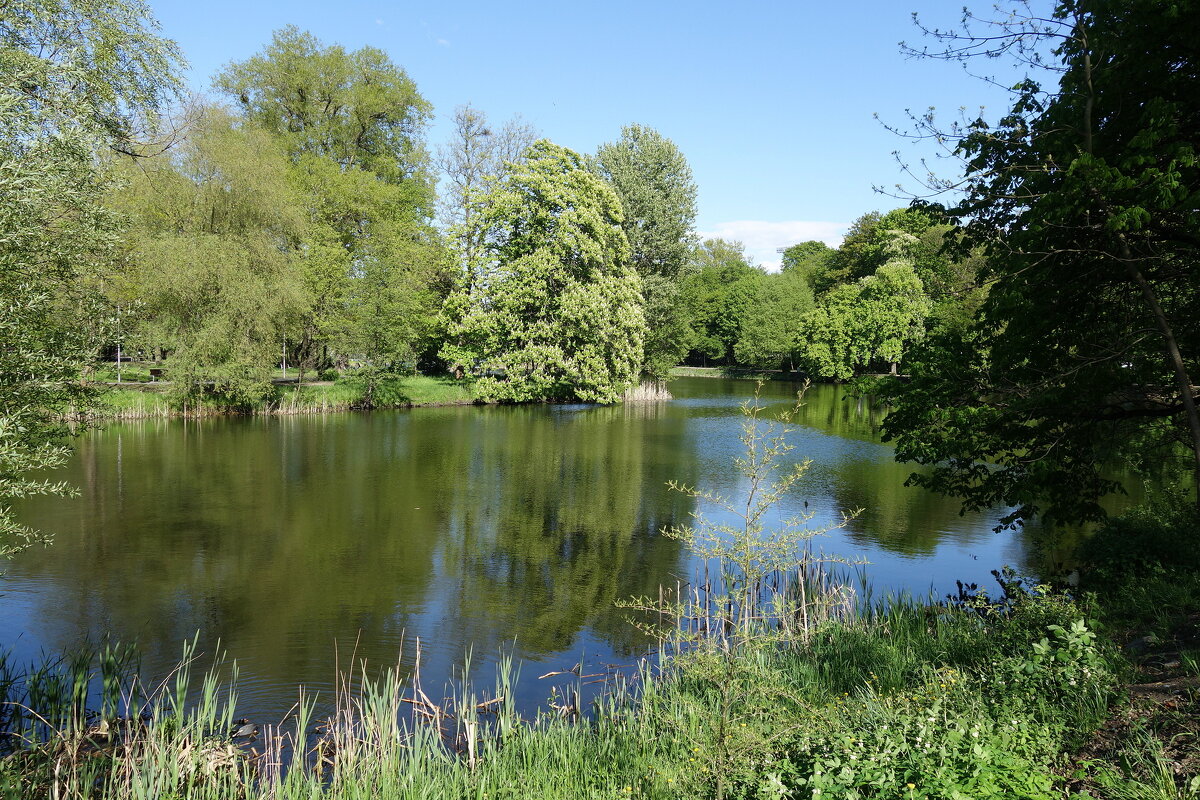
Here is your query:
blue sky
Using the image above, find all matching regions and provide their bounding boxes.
[149,0,1024,269]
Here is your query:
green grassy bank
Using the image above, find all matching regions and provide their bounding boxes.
[93,376,478,420]
[0,578,1128,800]
[669,366,805,381]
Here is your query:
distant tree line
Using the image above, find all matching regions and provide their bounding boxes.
[677,208,984,379]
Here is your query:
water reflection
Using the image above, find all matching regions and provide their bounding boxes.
[3,378,1080,717]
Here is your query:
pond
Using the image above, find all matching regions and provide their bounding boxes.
[3,378,1050,720]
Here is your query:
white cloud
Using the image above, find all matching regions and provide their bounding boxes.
[696,220,847,271]
[436,38,450,47]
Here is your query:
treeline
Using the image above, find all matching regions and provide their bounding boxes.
[678,209,983,378]
[72,27,705,407]
[53,24,989,409]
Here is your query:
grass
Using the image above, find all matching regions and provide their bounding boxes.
[89,376,479,420]
[669,366,800,381]
[0,580,1121,800]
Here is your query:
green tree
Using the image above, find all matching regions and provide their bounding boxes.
[114,105,305,406]
[797,258,930,380]
[733,270,814,370]
[680,239,763,366]
[0,0,181,552]
[815,208,949,293]
[885,0,1200,527]
[436,104,538,276]
[781,240,834,291]
[595,124,698,379]
[440,140,646,403]
[215,26,431,193]
[216,28,444,374]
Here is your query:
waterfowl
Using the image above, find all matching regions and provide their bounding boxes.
[231,718,259,740]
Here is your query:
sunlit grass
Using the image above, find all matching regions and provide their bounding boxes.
[91,377,478,419]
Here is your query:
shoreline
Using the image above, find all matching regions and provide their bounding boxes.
[86,376,483,420]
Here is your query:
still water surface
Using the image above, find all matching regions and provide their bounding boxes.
[4,378,1043,718]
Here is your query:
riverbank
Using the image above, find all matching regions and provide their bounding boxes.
[5,528,1197,798]
[0,575,1132,799]
[92,376,479,419]
[669,366,806,381]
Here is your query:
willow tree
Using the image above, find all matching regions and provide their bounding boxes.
[216,27,444,374]
[0,0,181,552]
[113,106,306,406]
[440,141,645,404]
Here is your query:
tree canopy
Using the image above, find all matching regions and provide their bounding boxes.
[440,141,646,403]
[595,125,698,380]
[0,0,181,552]
[884,0,1200,527]
[215,27,445,382]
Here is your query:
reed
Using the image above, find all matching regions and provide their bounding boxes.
[621,381,672,403]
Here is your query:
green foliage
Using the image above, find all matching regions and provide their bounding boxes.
[595,124,697,282]
[216,27,446,378]
[595,124,698,379]
[733,270,814,370]
[781,240,834,291]
[680,239,763,366]
[650,385,859,644]
[798,258,931,379]
[886,0,1200,527]
[215,25,432,193]
[114,105,305,407]
[0,0,180,553]
[1077,493,1200,579]
[436,104,539,281]
[440,140,646,404]
[636,585,1115,800]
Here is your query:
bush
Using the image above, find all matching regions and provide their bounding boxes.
[1075,493,1200,580]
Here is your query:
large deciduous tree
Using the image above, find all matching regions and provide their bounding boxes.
[215,28,444,376]
[595,124,698,379]
[796,258,930,380]
[884,0,1200,527]
[680,239,762,367]
[436,104,538,277]
[215,26,431,193]
[440,141,645,404]
[733,270,814,370]
[0,0,181,552]
[114,105,306,406]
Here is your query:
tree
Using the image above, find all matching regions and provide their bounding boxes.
[796,258,930,380]
[0,0,181,552]
[440,141,646,404]
[733,271,814,370]
[436,104,538,274]
[781,240,834,291]
[216,28,445,376]
[595,124,698,378]
[215,26,432,193]
[680,239,762,366]
[884,0,1200,527]
[114,105,306,406]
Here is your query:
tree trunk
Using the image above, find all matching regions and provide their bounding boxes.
[1123,254,1200,508]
